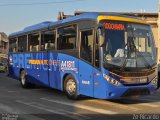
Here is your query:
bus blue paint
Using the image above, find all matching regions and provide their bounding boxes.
[9,12,141,37]
[8,12,158,99]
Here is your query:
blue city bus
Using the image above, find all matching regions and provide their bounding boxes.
[8,12,158,99]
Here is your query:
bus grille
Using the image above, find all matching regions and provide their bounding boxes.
[122,83,149,86]
[114,70,155,77]
[121,88,150,97]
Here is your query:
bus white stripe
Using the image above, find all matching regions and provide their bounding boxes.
[40,98,118,115]
[16,100,89,120]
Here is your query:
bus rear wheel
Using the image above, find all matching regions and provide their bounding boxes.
[20,70,33,88]
[64,75,79,99]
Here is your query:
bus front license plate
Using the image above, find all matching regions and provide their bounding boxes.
[139,78,147,83]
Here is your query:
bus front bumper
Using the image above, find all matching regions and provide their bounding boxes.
[106,83,157,99]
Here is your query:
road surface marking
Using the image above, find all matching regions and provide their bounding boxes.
[88,99,140,111]
[8,91,18,93]
[40,98,118,115]
[16,100,89,120]
[35,102,90,120]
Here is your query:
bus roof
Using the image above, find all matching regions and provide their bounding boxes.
[9,12,146,37]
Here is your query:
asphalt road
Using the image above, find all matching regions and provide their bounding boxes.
[0,73,160,120]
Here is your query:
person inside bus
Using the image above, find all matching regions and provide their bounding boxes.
[114,42,125,57]
[30,45,33,52]
[45,40,54,50]
[114,47,125,57]
[114,40,136,58]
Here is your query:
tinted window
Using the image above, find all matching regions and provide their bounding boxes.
[41,31,55,51]
[80,30,93,63]
[9,38,17,52]
[58,25,77,50]
[28,33,40,52]
[18,35,27,52]
[106,30,125,57]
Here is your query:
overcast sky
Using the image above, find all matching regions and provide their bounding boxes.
[0,0,158,35]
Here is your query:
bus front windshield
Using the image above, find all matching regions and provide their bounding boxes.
[103,21,156,71]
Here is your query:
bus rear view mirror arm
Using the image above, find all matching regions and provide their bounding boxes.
[98,26,104,46]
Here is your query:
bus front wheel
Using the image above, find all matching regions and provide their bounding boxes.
[64,75,79,99]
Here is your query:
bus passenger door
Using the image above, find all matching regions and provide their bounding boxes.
[93,34,107,99]
[48,52,59,89]
[93,63,106,98]
[79,30,94,97]
[41,30,56,88]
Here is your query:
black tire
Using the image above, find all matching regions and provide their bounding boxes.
[64,75,79,99]
[20,70,34,88]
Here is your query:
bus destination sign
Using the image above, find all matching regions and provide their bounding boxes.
[104,23,125,31]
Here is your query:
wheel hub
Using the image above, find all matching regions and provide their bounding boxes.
[66,79,76,95]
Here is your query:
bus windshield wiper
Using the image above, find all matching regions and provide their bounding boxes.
[136,49,152,69]
[120,24,152,70]
[119,41,133,71]
[120,42,152,70]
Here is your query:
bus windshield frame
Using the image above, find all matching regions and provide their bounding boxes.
[101,20,156,71]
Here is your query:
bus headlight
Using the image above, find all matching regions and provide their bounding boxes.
[103,74,120,86]
[151,76,158,86]
[9,56,13,65]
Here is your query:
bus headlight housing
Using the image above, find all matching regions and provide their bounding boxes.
[103,74,120,86]
[151,76,158,86]
[9,56,13,65]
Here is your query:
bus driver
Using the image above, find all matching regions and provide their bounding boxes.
[114,41,136,58]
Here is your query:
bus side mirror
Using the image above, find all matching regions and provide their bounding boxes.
[99,35,104,46]
[98,27,104,46]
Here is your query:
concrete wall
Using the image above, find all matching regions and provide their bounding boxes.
[0,32,8,54]
[151,25,158,48]
[150,25,158,62]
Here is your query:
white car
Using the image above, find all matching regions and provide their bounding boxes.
[0,63,6,72]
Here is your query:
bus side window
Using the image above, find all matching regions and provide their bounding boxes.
[18,35,27,52]
[9,38,18,52]
[57,25,77,50]
[41,31,55,51]
[28,33,40,52]
[80,30,93,63]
